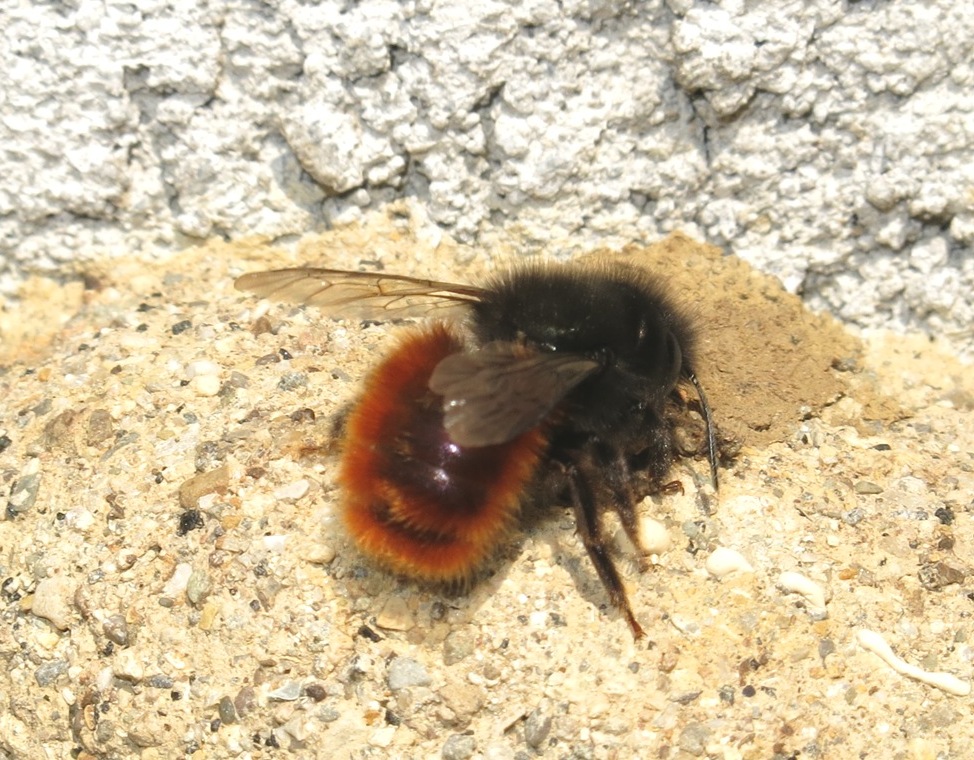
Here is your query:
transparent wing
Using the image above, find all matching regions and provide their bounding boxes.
[234,267,485,319]
[428,344,601,447]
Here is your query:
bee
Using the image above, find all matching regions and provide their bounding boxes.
[235,260,718,639]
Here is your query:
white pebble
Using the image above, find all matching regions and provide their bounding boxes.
[63,507,95,532]
[114,650,145,682]
[163,563,193,598]
[262,535,288,553]
[189,374,221,397]
[857,629,971,697]
[273,479,310,501]
[186,360,221,378]
[31,576,75,631]
[638,517,671,555]
[778,571,828,616]
[706,547,754,578]
[369,725,397,748]
[302,543,336,565]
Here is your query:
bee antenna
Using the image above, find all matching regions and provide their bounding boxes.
[685,370,719,490]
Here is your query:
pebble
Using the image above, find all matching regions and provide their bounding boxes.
[31,575,75,630]
[102,614,130,646]
[917,561,967,591]
[441,733,476,760]
[185,360,221,378]
[63,507,95,532]
[114,650,145,682]
[189,374,221,397]
[639,517,671,554]
[162,563,193,598]
[524,699,553,748]
[678,721,712,756]
[186,569,212,605]
[369,725,397,748]
[439,681,485,723]
[219,696,237,724]
[443,629,476,665]
[178,465,230,509]
[268,680,303,701]
[375,596,415,631]
[34,660,69,687]
[302,543,337,565]
[273,479,310,501]
[387,657,431,691]
[7,458,41,517]
[854,480,884,494]
[85,409,114,446]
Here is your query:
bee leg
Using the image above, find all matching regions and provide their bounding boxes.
[601,454,651,572]
[565,464,645,640]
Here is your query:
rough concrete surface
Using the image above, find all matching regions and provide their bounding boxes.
[1,211,973,758]
[2,1,973,355]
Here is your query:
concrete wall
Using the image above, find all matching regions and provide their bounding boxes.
[2,0,972,352]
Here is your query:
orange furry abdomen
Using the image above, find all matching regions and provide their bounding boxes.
[339,324,547,581]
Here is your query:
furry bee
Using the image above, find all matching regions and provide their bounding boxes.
[235,260,718,639]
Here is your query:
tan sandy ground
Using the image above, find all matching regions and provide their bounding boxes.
[1,206,972,759]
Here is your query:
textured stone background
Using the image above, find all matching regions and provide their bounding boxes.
[2,0,973,353]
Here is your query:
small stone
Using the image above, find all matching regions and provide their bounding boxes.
[189,374,221,397]
[268,680,302,701]
[31,576,75,630]
[273,479,310,501]
[34,660,69,687]
[441,733,476,760]
[102,614,130,646]
[186,360,221,378]
[375,596,415,631]
[369,725,397,748]
[147,674,174,689]
[85,409,114,446]
[234,686,257,717]
[443,629,476,665]
[523,700,553,748]
[7,458,41,518]
[278,372,308,391]
[162,563,193,598]
[179,466,230,509]
[198,600,220,630]
[186,569,212,605]
[918,561,967,591]
[482,744,516,760]
[218,696,237,724]
[41,410,79,454]
[678,721,712,756]
[639,517,670,554]
[854,481,883,495]
[304,683,327,702]
[387,657,431,690]
[302,544,336,565]
[114,650,145,682]
[439,681,485,723]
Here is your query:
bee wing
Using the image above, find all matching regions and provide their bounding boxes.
[234,267,485,319]
[428,344,601,447]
